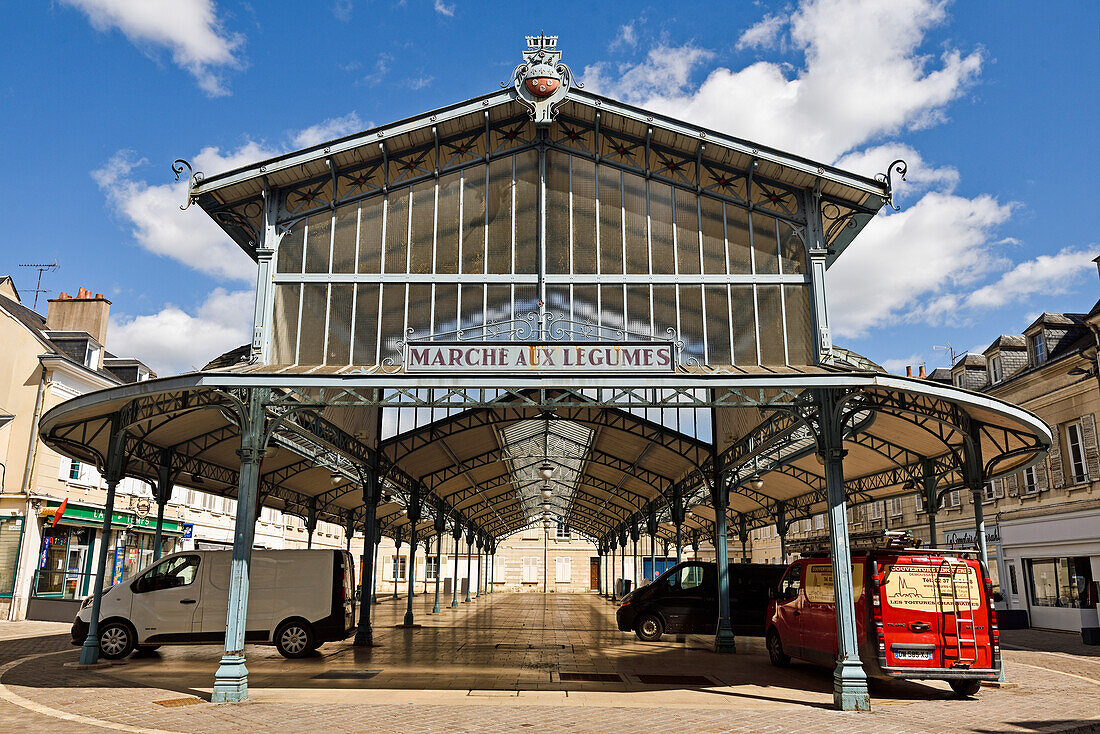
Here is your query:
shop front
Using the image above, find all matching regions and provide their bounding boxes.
[1001,508,1100,639]
[27,500,183,622]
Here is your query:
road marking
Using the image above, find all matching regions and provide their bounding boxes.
[1011,661,1100,686]
[0,649,185,734]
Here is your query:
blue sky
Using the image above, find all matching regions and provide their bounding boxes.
[1,0,1096,375]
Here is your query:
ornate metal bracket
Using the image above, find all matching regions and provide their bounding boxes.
[876,159,908,212]
[172,159,205,211]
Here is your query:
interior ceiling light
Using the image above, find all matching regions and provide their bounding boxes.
[541,487,553,499]
[538,462,555,481]
[748,476,764,491]
[330,471,342,485]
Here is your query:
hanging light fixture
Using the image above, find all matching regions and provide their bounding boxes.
[330,471,342,485]
[748,476,764,491]
[541,486,553,500]
[538,462,555,481]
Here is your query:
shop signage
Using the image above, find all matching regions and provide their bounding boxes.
[405,342,676,373]
[41,502,182,534]
[943,526,1000,547]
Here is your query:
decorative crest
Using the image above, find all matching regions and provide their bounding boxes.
[505,34,579,126]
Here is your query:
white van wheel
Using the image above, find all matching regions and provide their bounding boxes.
[275,620,314,659]
[98,621,135,660]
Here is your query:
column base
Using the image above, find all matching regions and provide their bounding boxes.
[403,610,414,626]
[450,599,459,608]
[713,620,737,654]
[832,661,870,711]
[78,636,100,666]
[352,624,373,647]
[432,604,441,614]
[212,654,249,703]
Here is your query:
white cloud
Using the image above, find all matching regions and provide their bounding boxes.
[94,115,365,282]
[827,192,1014,337]
[609,22,639,52]
[965,247,1097,310]
[60,0,243,96]
[433,0,454,17]
[736,14,784,51]
[584,0,982,161]
[881,354,926,375]
[110,288,252,375]
[407,74,435,91]
[93,149,268,281]
[834,143,959,202]
[291,112,364,148]
[333,0,353,21]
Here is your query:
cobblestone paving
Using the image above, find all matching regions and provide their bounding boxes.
[0,594,1097,733]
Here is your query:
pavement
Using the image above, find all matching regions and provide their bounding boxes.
[0,591,1097,733]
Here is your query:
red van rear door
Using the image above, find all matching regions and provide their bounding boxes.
[878,554,992,670]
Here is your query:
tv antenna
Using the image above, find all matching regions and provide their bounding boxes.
[932,343,959,367]
[18,259,58,310]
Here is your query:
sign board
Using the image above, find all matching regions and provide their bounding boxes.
[405,342,676,373]
[182,523,193,539]
[943,526,999,547]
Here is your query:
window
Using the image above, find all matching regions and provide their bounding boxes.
[869,502,883,520]
[555,521,571,539]
[915,493,925,513]
[778,565,802,600]
[392,555,407,581]
[669,564,704,592]
[945,490,961,508]
[1031,333,1046,365]
[1027,557,1094,608]
[982,481,997,503]
[1009,565,1019,596]
[555,556,571,583]
[132,555,199,593]
[953,372,963,387]
[1021,466,1039,495]
[0,517,25,597]
[988,355,1003,384]
[889,498,904,516]
[813,514,824,530]
[522,556,539,583]
[68,461,81,481]
[425,555,439,580]
[1065,422,1089,484]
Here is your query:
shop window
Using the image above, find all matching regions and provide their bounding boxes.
[34,526,94,599]
[1065,422,1089,484]
[0,517,24,597]
[1027,557,1095,608]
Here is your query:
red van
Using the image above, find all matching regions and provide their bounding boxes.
[766,548,1000,696]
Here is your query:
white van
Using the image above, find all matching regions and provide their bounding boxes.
[71,549,356,659]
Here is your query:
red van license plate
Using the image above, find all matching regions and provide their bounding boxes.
[894,650,933,661]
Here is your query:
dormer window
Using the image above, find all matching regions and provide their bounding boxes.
[1032,333,1046,365]
[84,342,101,369]
[988,355,1003,384]
[953,372,963,387]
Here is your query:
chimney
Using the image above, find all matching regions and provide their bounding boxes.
[918,365,927,378]
[905,366,913,377]
[46,287,111,346]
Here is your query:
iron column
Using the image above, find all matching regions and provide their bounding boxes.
[711,467,736,653]
[79,418,126,666]
[152,458,172,562]
[212,388,268,703]
[464,530,473,602]
[354,463,380,646]
[451,520,462,607]
[817,388,870,711]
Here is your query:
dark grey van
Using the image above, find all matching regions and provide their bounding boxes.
[615,561,784,642]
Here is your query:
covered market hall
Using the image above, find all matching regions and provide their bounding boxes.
[38,36,1049,712]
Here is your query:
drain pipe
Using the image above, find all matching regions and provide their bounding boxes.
[9,364,48,621]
